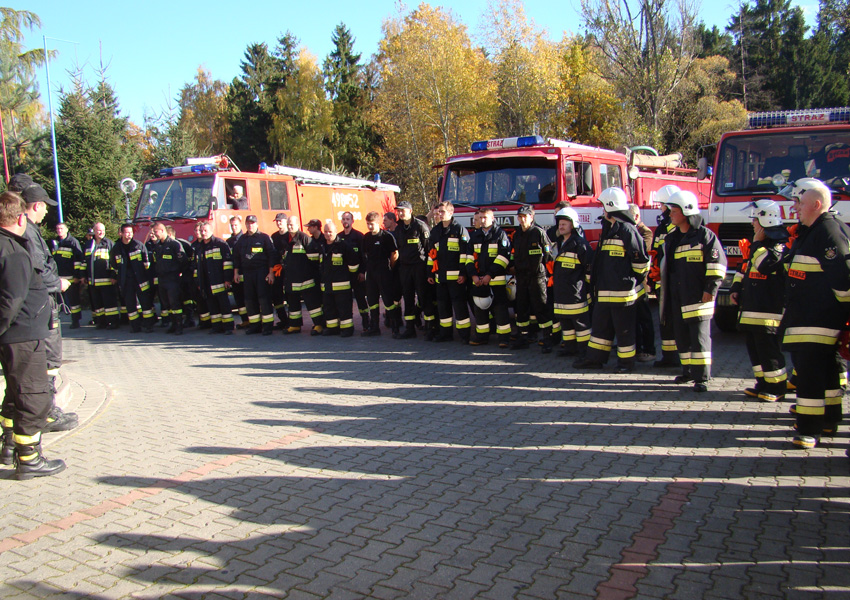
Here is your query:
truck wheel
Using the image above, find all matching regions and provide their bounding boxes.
[713,306,739,333]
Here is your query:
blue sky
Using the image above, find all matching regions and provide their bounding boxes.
[20,0,817,126]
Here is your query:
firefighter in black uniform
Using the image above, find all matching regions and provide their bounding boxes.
[281,215,325,335]
[196,221,235,334]
[320,220,360,337]
[467,208,511,347]
[232,215,277,335]
[780,178,850,448]
[190,223,210,329]
[551,207,592,357]
[144,229,161,324]
[660,190,726,392]
[270,213,290,330]
[167,225,195,329]
[338,211,369,331]
[395,201,434,339]
[86,222,119,329]
[648,185,681,367]
[52,222,84,329]
[730,200,788,402]
[362,211,401,337]
[511,205,554,352]
[576,187,650,371]
[226,215,248,327]
[151,222,187,335]
[427,201,471,343]
[110,223,155,333]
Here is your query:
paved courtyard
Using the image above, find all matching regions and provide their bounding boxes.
[1,314,848,599]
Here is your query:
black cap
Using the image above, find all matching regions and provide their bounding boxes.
[7,173,33,192]
[517,205,534,216]
[245,215,258,224]
[306,218,322,228]
[396,201,413,210]
[87,228,94,235]
[274,213,287,221]
[21,184,57,206]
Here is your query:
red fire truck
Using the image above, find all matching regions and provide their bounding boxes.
[439,135,709,244]
[701,107,850,330]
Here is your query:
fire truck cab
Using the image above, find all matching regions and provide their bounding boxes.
[439,135,708,245]
[704,107,850,331]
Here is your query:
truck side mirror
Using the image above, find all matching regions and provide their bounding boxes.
[697,157,709,180]
[436,175,444,201]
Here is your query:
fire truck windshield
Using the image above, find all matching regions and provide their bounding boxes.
[134,176,215,221]
[442,158,557,207]
[715,130,850,196]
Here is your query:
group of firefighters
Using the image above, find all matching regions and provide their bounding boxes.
[42,177,850,452]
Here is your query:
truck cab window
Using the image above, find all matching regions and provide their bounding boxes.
[225,180,249,210]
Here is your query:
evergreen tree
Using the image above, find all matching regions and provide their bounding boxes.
[225,42,277,169]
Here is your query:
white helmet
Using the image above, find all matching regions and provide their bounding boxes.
[599,187,629,212]
[779,177,833,204]
[664,190,700,217]
[555,207,580,224]
[747,199,782,228]
[506,276,517,302]
[473,292,493,310]
[655,184,681,206]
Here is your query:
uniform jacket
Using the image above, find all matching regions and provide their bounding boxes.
[395,218,431,265]
[0,228,50,343]
[511,222,551,276]
[781,212,850,348]
[110,239,151,291]
[321,237,359,291]
[51,234,84,279]
[24,218,61,294]
[232,231,277,273]
[552,231,593,315]
[466,225,511,287]
[661,217,726,320]
[591,217,650,305]
[730,234,787,333]
[86,238,115,287]
[428,218,470,282]
[196,237,233,295]
[280,230,322,288]
[337,228,365,275]
[151,237,186,280]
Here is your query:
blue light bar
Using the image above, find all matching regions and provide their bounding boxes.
[748,107,850,129]
[158,164,218,177]
[470,135,546,152]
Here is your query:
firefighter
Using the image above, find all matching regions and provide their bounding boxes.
[190,222,211,329]
[226,215,248,327]
[466,208,511,347]
[395,201,435,339]
[281,215,325,335]
[167,225,196,329]
[320,219,359,337]
[510,205,554,352]
[196,221,235,334]
[660,190,726,392]
[232,215,277,335]
[52,222,84,329]
[780,178,850,448]
[270,213,290,330]
[427,201,472,343]
[648,185,682,368]
[576,187,649,372]
[362,211,401,337]
[630,203,656,362]
[110,223,155,333]
[338,211,369,331]
[151,222,187,335]
[144,228,162,325]
[551,206,592,357]
[85,222,119,329]
[729,200,788,402]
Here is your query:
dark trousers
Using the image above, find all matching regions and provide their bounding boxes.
[204,289,235,331]
[745,331,786,396]
[353,277,369,324]
[658,299,679,362]
[672,314,712,382]
[286,281,325,328]
[399,263,435,328]
[90,283,119,326]
[791,348,844,436]
[121,280,155,331]
[243,270,273,332]
[231,280,247,322]
[515,272,552,338]
[46,295,62,370]
[472,286,511,342]
[272,276,288,325]
[635,295,656,355]
[366,268,401,330]
[586,302,637,366]
[0,340,51,436]
[435,279,471,337]
[557,312,590,355]
[158,276,183,318]
[59,282,82,323]
[323,288,354,331]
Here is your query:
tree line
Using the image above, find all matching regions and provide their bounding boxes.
[1,0,849,235]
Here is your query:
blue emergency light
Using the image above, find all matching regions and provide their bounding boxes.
[471,135,546,152]
[748,107,850,129]
[158,164,218,177]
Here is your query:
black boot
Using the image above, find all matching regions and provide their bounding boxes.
[14,440,66,480]
[175,315,184,336]
[44,405,79,433]
[1,427,14,466]
[361,312,371,333]
[70,314,81,329]
[399,322,417,339]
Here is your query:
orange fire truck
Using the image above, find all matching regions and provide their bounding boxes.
[439,136,709,244]
[131,157,399,243]
[700,107,850,330]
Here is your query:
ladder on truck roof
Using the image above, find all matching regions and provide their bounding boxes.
[265,165,401,193]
